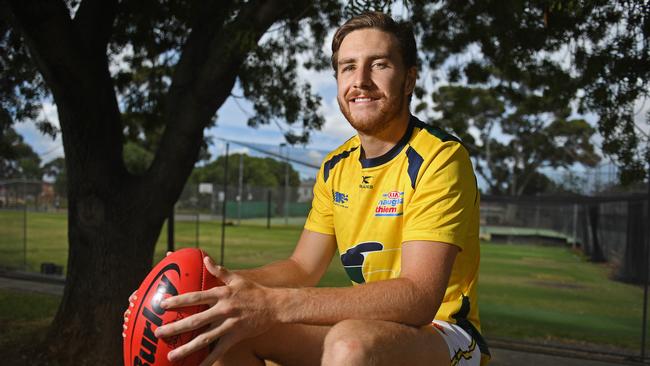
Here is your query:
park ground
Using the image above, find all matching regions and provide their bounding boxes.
[1,211,649,364]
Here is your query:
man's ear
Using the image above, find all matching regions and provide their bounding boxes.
[404,66,417,95]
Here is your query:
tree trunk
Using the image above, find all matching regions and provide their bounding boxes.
[6,1,298,364]
[45,194,164,365]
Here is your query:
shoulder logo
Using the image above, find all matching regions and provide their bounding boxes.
[375,191,404,216]
[332,190,349,208]
[360,175,374,189]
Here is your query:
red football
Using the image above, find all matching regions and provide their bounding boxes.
[123,248,223,366]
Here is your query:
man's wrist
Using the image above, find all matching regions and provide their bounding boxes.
[267,287,300,324]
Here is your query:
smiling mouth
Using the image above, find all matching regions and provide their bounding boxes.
[351,97,376,103]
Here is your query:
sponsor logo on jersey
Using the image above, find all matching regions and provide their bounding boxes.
[332,189,349,208]
[375,190,404,216]
[360,175,374,189]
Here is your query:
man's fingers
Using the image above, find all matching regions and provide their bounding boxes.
[198,333,239,366]
[161,286,230,310]
[204,256,235,285]
[203,256,220,277]
[155,306,225,338]
[168,318,237,363]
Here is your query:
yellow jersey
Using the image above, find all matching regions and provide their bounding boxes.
[305,115,489,357]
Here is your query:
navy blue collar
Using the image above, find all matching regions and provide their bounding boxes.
[359,115,416,168]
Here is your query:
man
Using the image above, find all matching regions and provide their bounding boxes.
[146,11,489,366]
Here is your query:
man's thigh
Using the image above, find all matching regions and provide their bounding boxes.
[216,319,449,366]
[215,323,331,366]
[322,319,449,366]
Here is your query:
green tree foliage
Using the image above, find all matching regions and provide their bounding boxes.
[190,153,300,188]
[433,84,599,195]
[42,156,66,196]
[412,0,650,184]
[122,141,154,175]
[0,124,43,179]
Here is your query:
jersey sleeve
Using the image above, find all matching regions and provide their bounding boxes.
[402,142,478,251]
[304,162,335,235]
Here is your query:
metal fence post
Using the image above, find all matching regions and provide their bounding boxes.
[220,143,229,266]
[641,162,650,361]
[572,203,578,250]
[267,189,271,229]
[238,154,243,226]
[195,210,200,248]
[167,206,174,253]
[22,180,27,270]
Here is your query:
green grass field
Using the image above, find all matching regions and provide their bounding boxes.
[1,210,649,353]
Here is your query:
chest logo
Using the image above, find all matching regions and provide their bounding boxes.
[360,175,374,189]
[375,191,404,216]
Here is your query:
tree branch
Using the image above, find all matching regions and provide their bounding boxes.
[5,0,86,92]
[146,0,307,212]
[73,0,118,56]
[7,0,125,190]
[475,164,498,194]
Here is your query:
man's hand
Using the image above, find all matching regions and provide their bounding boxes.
[122,290,137,338]
[122,252,172,338]
[154,255,280,365]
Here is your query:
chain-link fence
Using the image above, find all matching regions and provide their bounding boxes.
[0,179,67,272]
[481,194,648,284]
[4,178,646,281]
[176,182,313,225]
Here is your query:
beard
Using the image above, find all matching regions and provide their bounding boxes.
[337,83,409,136]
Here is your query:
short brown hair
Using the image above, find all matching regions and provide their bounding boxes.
[331,11,417,76]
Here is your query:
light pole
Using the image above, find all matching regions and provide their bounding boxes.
[641,147,650,362]
[237,153,243,225]
[220,142,229,266]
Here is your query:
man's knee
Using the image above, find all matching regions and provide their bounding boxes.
[322,320,377,365]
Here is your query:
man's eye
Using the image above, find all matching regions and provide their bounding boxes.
[341,65,354,72]
[373,63,388,69]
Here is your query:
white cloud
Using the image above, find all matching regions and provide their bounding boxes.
[634,96,650,136]
[229,147,250,155]
[41,102,60,129]
[296,29,336,91]
[15,101,64,163]
[306,149,325,166]
[316,95,356,142]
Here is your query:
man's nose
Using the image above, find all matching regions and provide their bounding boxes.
[352,66,372,89]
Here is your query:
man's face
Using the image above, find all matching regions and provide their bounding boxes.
[336,28,416,136]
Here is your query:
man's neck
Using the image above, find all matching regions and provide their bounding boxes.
[358,113,411,160]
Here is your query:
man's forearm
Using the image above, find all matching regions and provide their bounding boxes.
[270,278,440,327]
[235,258,314,288]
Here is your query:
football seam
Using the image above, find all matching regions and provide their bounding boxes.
[200,249,206,291]
[128,262,181,363]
